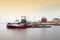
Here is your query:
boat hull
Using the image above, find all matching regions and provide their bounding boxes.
[7,24,27,29]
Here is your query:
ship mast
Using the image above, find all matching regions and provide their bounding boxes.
[21,8,26,23]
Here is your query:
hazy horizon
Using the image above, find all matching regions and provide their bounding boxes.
[0,0,60,23]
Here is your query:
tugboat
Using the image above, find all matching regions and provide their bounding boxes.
[7,16,27,28]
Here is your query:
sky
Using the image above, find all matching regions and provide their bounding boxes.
[0,0,60,23]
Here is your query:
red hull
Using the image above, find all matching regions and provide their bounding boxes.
[7,24,27,29]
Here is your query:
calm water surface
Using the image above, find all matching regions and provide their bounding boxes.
[0,24,60,40]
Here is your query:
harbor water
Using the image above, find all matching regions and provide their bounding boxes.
[0,24,60,40]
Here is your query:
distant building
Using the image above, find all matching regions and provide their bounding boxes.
[51,18,60,24]
[41,17,47,23]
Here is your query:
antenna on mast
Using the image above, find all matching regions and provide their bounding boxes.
[22,7,24,16]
